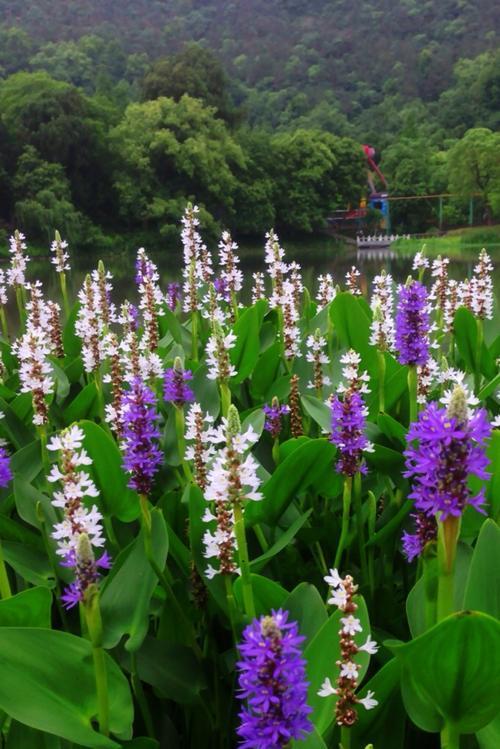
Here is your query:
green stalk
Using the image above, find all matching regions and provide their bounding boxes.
[0,306,8,340]
[334,477,352,570]
[377,349,386,413]
[422,549,438,631]
[38,424,51,477]
[15,285,26,330]
[83,587,109,737]
[130,652,155,738]
[353,472,368,585]
[437,516,459,622]
[233,503,255,619]
[272,436,280,466]
[224,574,239,643]
[253,524,269,552]
[340,726,352,749]
[408,364,418,425]
[174,405,192,481]
[0,539,12,599]
[219,381,231,418]
[440,722,460,749]
[191,310,199,362]
[60,272,70,319]
[367,490,377,600]
[474,318,483,393]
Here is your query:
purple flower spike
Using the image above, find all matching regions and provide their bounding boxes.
[236,609,313,748]
[404,402,491,521]
[121,377,163,495]
[402,512,438,562]
[263,401,290,439]
[61,534,112,610]
[395,280,430,366]
[0,447,12,488]
[166,282,181,311]
[164,361,194,407]
[214,276,230,301]
[330,390,372,477]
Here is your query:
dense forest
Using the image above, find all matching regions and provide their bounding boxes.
[0,0,499,247]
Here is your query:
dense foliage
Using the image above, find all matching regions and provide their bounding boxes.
[0,216,498,748]
[0,1,499,243]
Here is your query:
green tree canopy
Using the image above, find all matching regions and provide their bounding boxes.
[447,128,500,221]
[110,95,245,237]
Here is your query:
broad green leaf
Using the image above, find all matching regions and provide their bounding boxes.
[192,364,220,418]
[478,371,500,401]
[233,573,288,615]
[292,726,327,748]
[477,714,500,749]
[241,407,266,439]
[230,300,267,384]
[118,636,205,704]
[305,596,371,735]
[246,439,336,525]
[0,587,52,627]
[158,305,184,344]
[0,396,33,449]
[377,412,407,447]
[387,611,500,734]
[62,302,82,359]
[10,440,42,483]
[50,360,70,402]
[330,293,377,377]
[464,519,500,618]
[282,582,328,643]
[0,627,133,748]
[251,341,281,400]
[13,476,56,529]
[79,420,139,522]
[250,509,313,573]
[121,740,159,749]
[6,721,63,748]
[486,430,500,519]
[454,307,479,373]
[63,382,99,423]
[2,541,55,588]
[301,394,331,432]
[350,659,405,749]
[100,508,168,652]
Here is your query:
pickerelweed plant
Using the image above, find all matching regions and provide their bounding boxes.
[0,219,497,749]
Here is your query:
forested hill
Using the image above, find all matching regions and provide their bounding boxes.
[2,0,499,133]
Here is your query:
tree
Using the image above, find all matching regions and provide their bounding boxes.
[141,44,237,124]
[447,128,500,222]
[269,130,364,233]
[110,95,244,237]
[0,26,33,77]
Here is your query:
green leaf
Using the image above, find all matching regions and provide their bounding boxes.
[251,341,281,400]
[119,636,205,704]
[246,439,336,525]
[231,300,267,384]
[454,307,478,372]
[241,407,266,439]
[0,588,52,627]
[0,627,133,747]
[158,305,184,344]
[387,611,500,734]
[464,519,500,618]
[478,371,500,401]
[2,542,55,588]
[305,596,371,735]
[10,440,42,483]
[63,383,99,423]
[330,293,377,376]
[0,396,33,449]
[192,364,220,419]
[100,508,168,652]
[6,721,63,748]
[13,476,56,529]
[233,573,288,615]
[292,726,327,748]
[62,302,82,359]
[350,659,405,749]
[250,510,313,573]
[377,412,407,447]
[477,714,500,749]
[50,360,70,402]
[79,420,139,522]
[486,430,500,519]
[281,582,328,643]
[301,394,331,432]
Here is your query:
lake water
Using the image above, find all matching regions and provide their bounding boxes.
[3,236,499,311]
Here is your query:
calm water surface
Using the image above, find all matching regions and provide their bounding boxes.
[6,236,500,311]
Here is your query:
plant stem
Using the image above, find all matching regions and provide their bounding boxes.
[15,285,26,330]
[353,472,368,585]
[437,516,459,621]
[367,490,377,600]
[224,574,239,642]
[440,722,460,749]
[219,382,231,418]
[0,539,12,599]
[408,364,418,425]
[233,503,255,619]
[0,307,8,340]
[334,477,352,570]
[60,272,70,319]
[174,405,192,481]
[340,726,351,749]
[377,349,386,413]
[474,318,483,393]
[130,652,155,738]
[253,524,269,552]
[83,589,109,737]
[272,436,280,465]
[191,310,199,362]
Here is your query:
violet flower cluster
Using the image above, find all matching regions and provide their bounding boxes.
[236,609,312,749]
[402,512,438,562]
[395,280,430,366]
[330,351,373,477]
[404,398,491,521]
[121,377,163,495]
[164,363,194,407]
[0,446,12,487]
[263,401,289,439]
